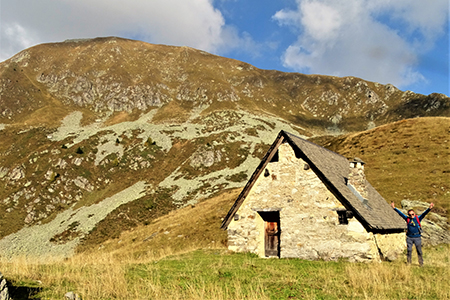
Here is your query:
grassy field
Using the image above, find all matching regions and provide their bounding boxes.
[1,244,449,300]
[2,184,448,300]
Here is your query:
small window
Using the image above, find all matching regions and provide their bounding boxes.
[337,210,353,225]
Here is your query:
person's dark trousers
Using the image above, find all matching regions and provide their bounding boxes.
[406,236,423,266]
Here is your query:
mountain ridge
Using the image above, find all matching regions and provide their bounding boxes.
[2,37,448,132]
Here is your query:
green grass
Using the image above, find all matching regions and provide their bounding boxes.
[125,250,337,299]
[2,245,449,300]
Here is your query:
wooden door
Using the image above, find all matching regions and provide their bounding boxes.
[259,211,280,257]
[265,221,279,257]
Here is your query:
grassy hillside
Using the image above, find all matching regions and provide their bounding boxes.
[310,117,450,217]
[77,188,240,254]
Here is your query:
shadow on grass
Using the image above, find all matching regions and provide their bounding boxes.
[8,284,43,300]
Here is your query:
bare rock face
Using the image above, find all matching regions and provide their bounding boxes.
[73,176,94,192]
[0,167,9,179]
[9,166,25,181]
[37,72,166,112]
[0,272,10,300]
[190,149,222,168]
[374,234,405,261]
[65,291,82,300]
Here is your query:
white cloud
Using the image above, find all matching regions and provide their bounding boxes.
[0,23,39,61]
[4,23,35,48]
[300,1,342,41]
[0,0,249,61]
[273,0,448,88]
[368,0,448,41]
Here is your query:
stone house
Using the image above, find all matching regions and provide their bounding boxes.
[221,131,407,262]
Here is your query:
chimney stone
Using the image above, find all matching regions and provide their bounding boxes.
[348,158,368,199]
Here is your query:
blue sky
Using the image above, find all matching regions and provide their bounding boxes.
[1,0,448,96]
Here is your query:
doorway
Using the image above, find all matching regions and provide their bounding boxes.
[259,211,280,257]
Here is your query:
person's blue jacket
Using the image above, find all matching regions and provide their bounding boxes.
[394,207,431,238]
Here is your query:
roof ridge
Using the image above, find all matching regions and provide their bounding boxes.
[280,130,349,161]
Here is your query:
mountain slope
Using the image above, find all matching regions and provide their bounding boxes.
[0,37,449,258]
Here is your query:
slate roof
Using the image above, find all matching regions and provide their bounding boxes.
[221,130,406,233]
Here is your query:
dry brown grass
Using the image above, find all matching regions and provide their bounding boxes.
[0,248,270,300]
[2,187,448,300]
[151,100,193,123]
[0,179,448,300]
[18,105,69,127]
[1,244,448,300]
[83,188,240,258]
[102,110,146,126]
[342,248,450,299]
[311,117,450,216]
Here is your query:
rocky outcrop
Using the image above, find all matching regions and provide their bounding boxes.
[2,37,449,131]
[0,272,10,300]
[0,181,148,260]
[37,71,167,112]
[190,149,222,168]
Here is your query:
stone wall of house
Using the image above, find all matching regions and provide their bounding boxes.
[227,142,405,262]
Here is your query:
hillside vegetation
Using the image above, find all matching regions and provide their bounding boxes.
[79,117,449,253]
[0,37,449,259]
[311,117,450,216]
[77,187,239,255]
[1,245,449,299]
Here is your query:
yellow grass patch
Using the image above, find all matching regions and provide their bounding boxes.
[84,188,240,258]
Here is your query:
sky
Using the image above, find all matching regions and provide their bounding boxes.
[0,0,448,96]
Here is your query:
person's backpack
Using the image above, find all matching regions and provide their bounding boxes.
[407,216,422,234]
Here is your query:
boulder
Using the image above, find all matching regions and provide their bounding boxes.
[65,291,82,300]
[0,272,10,300]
